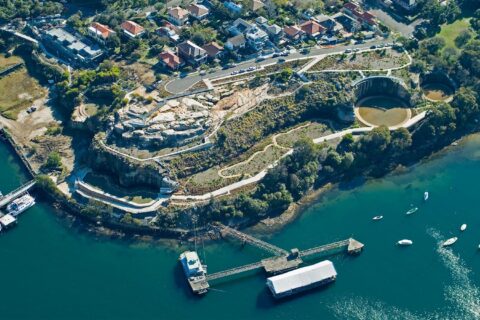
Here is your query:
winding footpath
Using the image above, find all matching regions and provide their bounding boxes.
[75,112,426,213]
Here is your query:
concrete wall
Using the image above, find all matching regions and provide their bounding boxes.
[353,76,412,106]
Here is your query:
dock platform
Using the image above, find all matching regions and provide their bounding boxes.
[201,223,364,288]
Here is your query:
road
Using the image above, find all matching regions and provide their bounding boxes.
[165,38,390,94]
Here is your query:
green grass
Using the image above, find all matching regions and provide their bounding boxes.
[438,18,471,49]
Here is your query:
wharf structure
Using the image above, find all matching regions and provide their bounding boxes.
[0,180,36,230]
[183,223,364,293]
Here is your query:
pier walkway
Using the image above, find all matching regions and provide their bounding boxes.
[0,180,36,208]
[211,223,289,256]
[205,224,364,283]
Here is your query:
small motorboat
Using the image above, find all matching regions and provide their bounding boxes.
[406,207,418,215]
[397,239,413,246]
[424,192,429,201]
[372,215,383,221]
[442,237,458,247]
[460,224,467,231]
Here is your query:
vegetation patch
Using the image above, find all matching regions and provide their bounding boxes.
[309,49,409,72]
[438,18,471,49]
[182,167,241,195]
[220,145,287,178]
[276,122,331,148]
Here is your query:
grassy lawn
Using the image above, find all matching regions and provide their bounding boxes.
[221,145,286,177]
[276,122,331,148]
[0,56,46,120]
[438,18,471,49]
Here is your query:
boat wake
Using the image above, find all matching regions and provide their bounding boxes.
[428,228,480,319]
[330,228,480,320]
[330,297,426,320]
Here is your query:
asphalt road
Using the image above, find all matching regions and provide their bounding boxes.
[165,38,390,94]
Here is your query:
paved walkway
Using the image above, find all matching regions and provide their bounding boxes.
[76,111,426,212]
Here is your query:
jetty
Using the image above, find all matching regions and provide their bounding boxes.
[204,223,364,284]
[0,180,36,209]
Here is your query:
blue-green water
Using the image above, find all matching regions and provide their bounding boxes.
[1,136,480,319]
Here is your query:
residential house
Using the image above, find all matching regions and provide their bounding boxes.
[225,34,246,50]
[392,0,417,11]
[300,20,326,39]
[202,42,224,59]
[159,50,184,70]
[283,25,305,43]
[177,40,208,65]
[42,28,102,65]
[255,16,268,27]
[187,3,209,20]
[342,2,378,30]
[333,13,361,33]
[245,26,269,51]
[228,18,254,36]
[121,20,145,38]
[168,6,189,26]
[224,1,243,15]
[266,24,283,42]
[88,22,115,44]
[316,15,342,33]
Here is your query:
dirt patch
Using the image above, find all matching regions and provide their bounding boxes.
[422,83,453,101]
[0,66,47,120]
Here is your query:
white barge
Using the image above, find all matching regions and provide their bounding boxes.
[266,260,337,298]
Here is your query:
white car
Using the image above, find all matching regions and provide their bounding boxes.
[231,70,239,75]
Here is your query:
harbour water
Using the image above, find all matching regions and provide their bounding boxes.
[1,135,480,319]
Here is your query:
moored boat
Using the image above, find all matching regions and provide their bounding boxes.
[179,251,209,295]
[442,237,458,247]
[372,215,383,221]
[6,194,35,217]
[424,191,429,201]
[397,239,413,246]
[406,207,418,215]
[460,224,467,231]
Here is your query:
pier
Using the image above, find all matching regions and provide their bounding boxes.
[0,180,36,208]
[204,223,364,284]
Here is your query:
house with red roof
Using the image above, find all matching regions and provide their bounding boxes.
[159,50,184,70]
[300,20,326,39]
[88,22,115,44]
[121,20,145,38]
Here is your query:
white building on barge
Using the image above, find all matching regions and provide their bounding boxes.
[266,260,337,298]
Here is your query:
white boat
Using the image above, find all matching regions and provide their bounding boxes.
[424,191,429,201]
[442,237,458,247]
[179,251,209,294]
[406,207,418,215]
[460,224,467,231]
[372,215,383,221]
[397,239,413,246]
[6,194,35,217]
